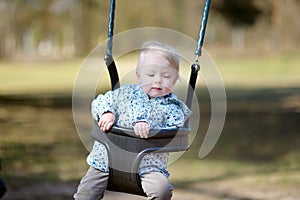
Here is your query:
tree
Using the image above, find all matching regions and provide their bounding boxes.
[213,0,263,50]
[214,0,263,26]
[72,0,104,56]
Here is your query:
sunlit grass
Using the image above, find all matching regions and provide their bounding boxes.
[0,59,80,95]
[0,52,300,95]
[215,52,300,88]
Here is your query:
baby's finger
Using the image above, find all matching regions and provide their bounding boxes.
[98,120,103,127]
[134,125,141,137]
[134,125,144,138]
[101,121,108,131]
[139,126,146,138]
[140,125,148,138]
[100,124,106,132]
[142,125,149,138]
[105,121,114,131]
[100,119,108,128]
[101,122,107,131]
[134,126,139,137]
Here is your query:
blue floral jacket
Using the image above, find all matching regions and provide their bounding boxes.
[87,84,191,177]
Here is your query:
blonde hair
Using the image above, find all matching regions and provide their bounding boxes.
[137,41,180,71]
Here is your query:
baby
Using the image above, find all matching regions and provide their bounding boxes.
[74,41,191,200]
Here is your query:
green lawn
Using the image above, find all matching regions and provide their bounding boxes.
[216,52,300,88]
[1,53,300,199]
[0,52,300,95]
[0,60,79,95]
[1,105,299,199]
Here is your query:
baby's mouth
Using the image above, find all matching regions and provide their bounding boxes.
[152,87,162,90]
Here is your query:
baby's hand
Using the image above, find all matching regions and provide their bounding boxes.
[98,112,115,132]
[134,122,150,138]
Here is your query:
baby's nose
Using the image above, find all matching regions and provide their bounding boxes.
[154,75,162,83]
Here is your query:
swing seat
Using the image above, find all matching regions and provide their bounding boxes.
[90,120,190,196]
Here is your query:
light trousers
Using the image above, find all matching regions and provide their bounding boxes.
[74,166,173,200]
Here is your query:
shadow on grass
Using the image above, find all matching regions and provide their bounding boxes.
[0,87,299,199]
[1,142,59,181]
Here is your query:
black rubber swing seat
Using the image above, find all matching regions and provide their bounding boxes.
[90,121,190,196]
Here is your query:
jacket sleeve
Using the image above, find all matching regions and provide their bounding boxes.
[164,99,192,128]
[91,89,120,121]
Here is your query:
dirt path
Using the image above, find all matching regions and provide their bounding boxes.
[3,176,299,200]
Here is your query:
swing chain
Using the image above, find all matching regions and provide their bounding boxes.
[194,0,211,62]
[105,0,116,61]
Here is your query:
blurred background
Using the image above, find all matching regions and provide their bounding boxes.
[0,0,299,199]
[1,0,300,59]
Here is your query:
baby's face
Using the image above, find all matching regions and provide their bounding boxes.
[137,52,178,98]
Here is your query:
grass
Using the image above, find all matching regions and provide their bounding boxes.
[215,52,300,88]
[1,105,299,199]
[0,106,86,182]
[0,60,80,95]
[0,52,300,95]
[0,53,300,199]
